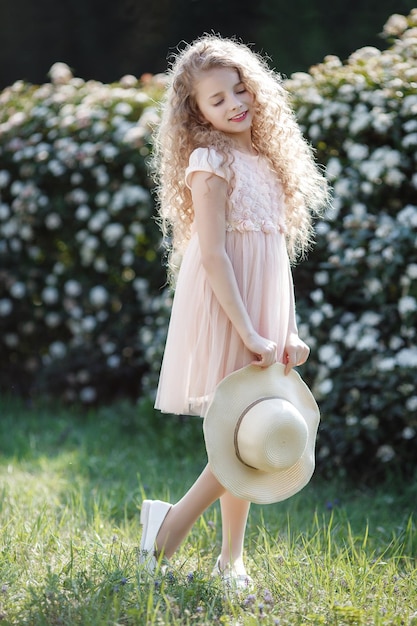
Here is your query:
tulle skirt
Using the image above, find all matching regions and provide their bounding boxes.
[155,230,292,417]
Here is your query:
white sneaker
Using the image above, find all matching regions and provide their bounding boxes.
[139,499,172,574]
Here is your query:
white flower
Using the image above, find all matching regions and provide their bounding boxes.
[122,125,147,145]
[310,289,323,303]
[356,332,378,351]
[350,104,372,134]
[376,445,395,463]
[64,280,82,297]
[114,101,132,116]
[359,160,383,183]
[48,159,66,177]
[362,415,379,430]
[318,344,342,368]
[107,355,121,368]
[93,257,108,272]
[317,378,333,396]
[102,341,117,355]
[123,163,135,179]
[103,222,124,246]
[401,94,417,116]
[89,285,108,307]
[42,286,59,305]
[93,166,110,187]
[346,415,358,426]
[49,341,67,359]
[81,316,96,332]
[372,110,393,133]
[45,213,62,229]
[70,188,89,204]
[10,281,26,298]
[95,190,110,207]
[110,184,149,212]
[83,235,99,251]
[333,178,351,198]
[0,203,10,220]
[346,142,369,162]
[101,144,118,162]
[389,336,403,351]
[360,312,381,327]
[45,312,61,328]
[79,386,97,403]
[397,204,417,227]
[384,169,405,186]
[406,263,417,279]
[402,427,416,440]
[4,333,19,347]
[309,310,324,327]
[48,62,73,85]
[89,210,109,232]
[71,172,83,185]
[402,133,417,149]
[75,204,91,220]
[383,13,409,36]
[314,271,329,286]
[0,170,11,188]
[121,251,134,266]
[398,296,417,316]
[406,396,417,412]
[396,347,417,368]
[0,298,13,316]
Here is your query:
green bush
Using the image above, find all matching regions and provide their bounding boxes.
[1,12,416,481]
[0,65,168,404]
[287,10,417,479]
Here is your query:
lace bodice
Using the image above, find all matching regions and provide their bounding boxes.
[185,147,287,234]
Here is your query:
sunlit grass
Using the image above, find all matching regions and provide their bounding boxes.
[1,395,417,624]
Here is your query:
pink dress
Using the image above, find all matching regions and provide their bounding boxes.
[155,147,294,417]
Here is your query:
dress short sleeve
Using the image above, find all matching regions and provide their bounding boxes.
[185,147,227,189]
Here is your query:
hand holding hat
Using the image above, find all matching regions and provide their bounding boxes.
[203,363,320,504]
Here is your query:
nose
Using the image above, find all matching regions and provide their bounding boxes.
[229,93,243,110]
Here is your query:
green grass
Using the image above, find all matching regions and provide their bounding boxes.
[1,395,417,625]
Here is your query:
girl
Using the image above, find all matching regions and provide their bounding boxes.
[140,34,329,587]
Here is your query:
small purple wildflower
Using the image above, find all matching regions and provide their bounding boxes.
[243,593,256,607]
[187,572,194,583]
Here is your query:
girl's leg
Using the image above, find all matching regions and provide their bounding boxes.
[218,492,251,574]
[155,463,225,559]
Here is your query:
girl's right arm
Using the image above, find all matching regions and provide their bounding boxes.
[190,170,277,368]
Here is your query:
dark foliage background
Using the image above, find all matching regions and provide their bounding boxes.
[0,0,416,88]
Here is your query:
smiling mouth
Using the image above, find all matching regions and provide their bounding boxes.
[229,110,248,122]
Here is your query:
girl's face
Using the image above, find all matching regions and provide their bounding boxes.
[194,67,254,146]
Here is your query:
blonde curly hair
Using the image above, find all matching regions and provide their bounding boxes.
[151,34,329,279]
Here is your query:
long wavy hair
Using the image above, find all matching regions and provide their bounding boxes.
[151,34,329,280]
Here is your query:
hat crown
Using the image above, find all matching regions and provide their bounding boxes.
[235,397,308,472]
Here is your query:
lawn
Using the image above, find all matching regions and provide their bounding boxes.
[0,394,416,625]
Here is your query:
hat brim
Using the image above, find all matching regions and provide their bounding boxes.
[203,363,320,504]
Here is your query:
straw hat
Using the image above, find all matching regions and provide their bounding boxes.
[203,363,320,504]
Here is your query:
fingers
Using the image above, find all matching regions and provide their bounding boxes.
[251,341,277,368]
[284,344,310,375]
